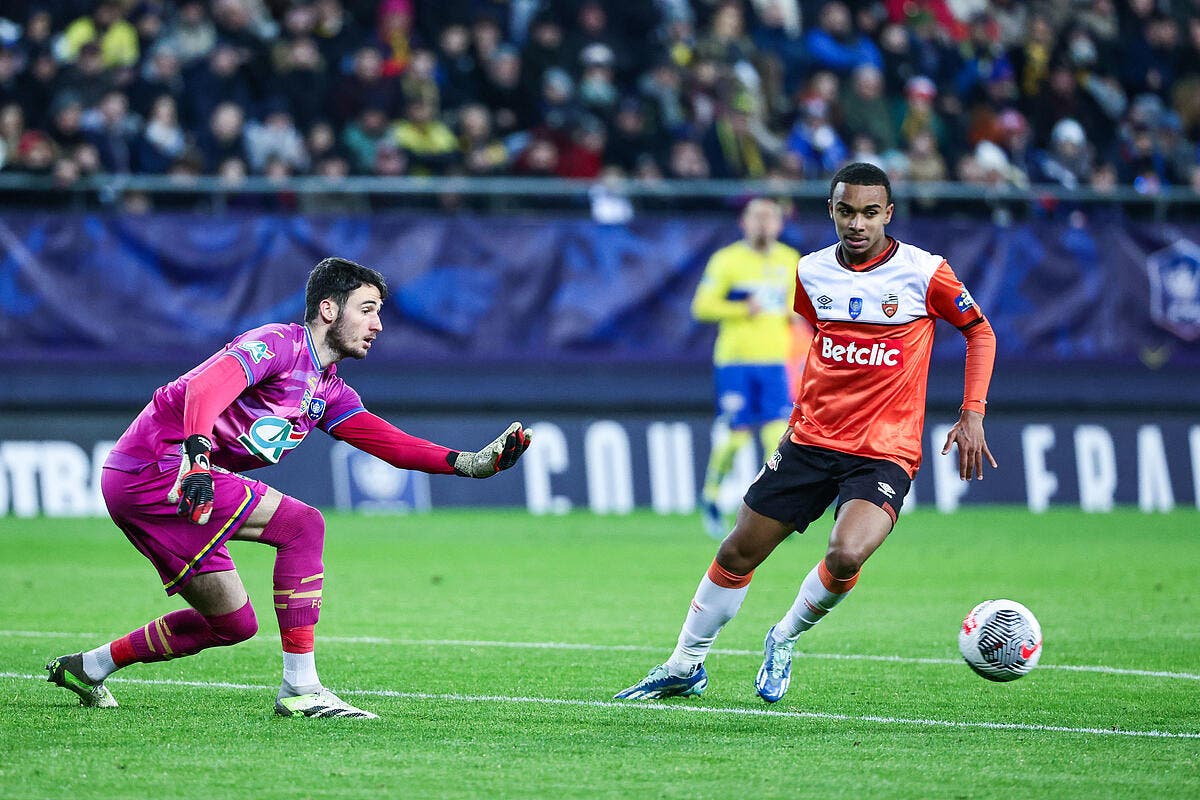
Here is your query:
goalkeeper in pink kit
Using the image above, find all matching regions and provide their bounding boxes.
[45,257,532,719]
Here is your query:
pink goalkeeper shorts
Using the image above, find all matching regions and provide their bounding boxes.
[101,458,267,596]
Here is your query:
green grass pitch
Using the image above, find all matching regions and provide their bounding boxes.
[1,507,1197,799]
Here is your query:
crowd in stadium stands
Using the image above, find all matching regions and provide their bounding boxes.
[0,0,1198,194]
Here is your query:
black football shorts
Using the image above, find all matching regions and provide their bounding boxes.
[743,440,912,533]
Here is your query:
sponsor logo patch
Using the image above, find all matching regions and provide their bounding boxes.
[881,292,899,318]
[767,450,782,471]
[848,297,863,319]
[955,290,976,314]
[818,333,904,368]
[877,481,896,498]
[237,416,308,464]
[307,398,326,421]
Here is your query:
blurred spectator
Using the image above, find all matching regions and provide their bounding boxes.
[667,138,710,178]
[695,1,756,67]
[784,96,847,178]
[58,42,116,109]
[273,37,329,132]
[391,97,458,175]
[82,89,138,173]
[129,43,185,119]
[245,104,309,174]
[14,129,57,174]
[183,43,256,138]
[604,97,662,174]
[521,15,566,94]
[333,46,400,127]
[401,47,440,111]
[0,102,22,169]
[59,1,139,68]
[840,64,897,154]
[457,103,509,176]
[376,0,414,77]
[557,115,606,178]
[896,75,945,152]
[482,46,536,135]
[907,129,947,182]
[197,101,248,173]
[638,59,688,139]
[578,44,619,121]
[160,0,217,67]
[749,0,806,98]
[136,94,187,173]
[703,95,771,179]
[876,22,921,97]
[341,105,391,175]
[312,0,365,73]
[437,24,482,113]
[16,50,61,130]
[1031,117,1093,189]
[513,136,559,176]
[563,1,631,84]
[803,1,883,75]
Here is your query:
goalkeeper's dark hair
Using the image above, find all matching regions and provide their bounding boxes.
[304,257,388,322]
[829,162,892,205]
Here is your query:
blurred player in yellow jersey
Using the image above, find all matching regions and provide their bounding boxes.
[692,198,807,538]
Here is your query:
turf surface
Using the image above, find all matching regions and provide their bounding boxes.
[1,508,1197,799]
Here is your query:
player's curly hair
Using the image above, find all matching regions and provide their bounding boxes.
[829,162,892,205]
[304,257,389,322]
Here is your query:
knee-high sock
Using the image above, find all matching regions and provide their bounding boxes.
[259,496,326,631]
[774,559,859,642]
[85,601,259,680]
[666,560,753,674]
[703,429,752,500]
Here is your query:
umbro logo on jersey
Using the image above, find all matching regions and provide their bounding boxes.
[816,294,833,310]
[876,481,896,498]
[848,297,863,319]
[819,333,904,368]
[881,292,899,318]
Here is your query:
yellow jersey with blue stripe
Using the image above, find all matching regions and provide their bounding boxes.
[691,240,801,365]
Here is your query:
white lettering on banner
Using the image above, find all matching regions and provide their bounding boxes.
[1022,425,1058,513]
[522,422,572,515]
[1136,426,1175,512]
[585,421,634,515]
[39,441,92,516]
[930,424,969,512]
[647,422,695,514]
[1191,426,1200,512]
[1075,425,1117,512]
[1,442,42,517]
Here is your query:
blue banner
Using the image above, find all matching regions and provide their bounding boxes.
[2,211,1199,370]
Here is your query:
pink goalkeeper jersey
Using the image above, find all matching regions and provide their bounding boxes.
[109,323,365,473]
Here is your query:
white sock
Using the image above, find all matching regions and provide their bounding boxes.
[281,651,320,696]
[82,643,118,682]
[775,560,858,641]
[665,561,752,675]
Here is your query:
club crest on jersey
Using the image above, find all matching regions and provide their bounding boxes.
[848,297,863,319]
[881,292,899,318]
[237,340,274,364]
[955,290,976,314]
[237,416,308,464]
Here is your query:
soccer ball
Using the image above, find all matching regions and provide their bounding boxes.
[958,599,1042,682]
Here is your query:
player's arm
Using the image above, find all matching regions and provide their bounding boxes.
[691,251,751,322]
[169,355,249,524]
[330,412,532,478]
[927,262,998,481]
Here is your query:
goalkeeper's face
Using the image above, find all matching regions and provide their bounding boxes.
[328,284,384,360]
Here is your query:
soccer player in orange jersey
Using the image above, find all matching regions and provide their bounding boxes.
[616,162,996,702]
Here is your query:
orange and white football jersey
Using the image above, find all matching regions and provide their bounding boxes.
[790,237,985,476]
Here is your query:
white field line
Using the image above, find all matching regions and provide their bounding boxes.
[2,670,1197,740]
[4,629,1198,683]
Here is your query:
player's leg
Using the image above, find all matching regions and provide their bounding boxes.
[757,459,910,702]
[701,365,754,538]
[233,488,376,718]
[615,504,792,700]
[46,466,265,708]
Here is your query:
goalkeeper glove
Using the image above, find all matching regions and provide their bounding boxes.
[450,422,533,478]
[168,434,215,524]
